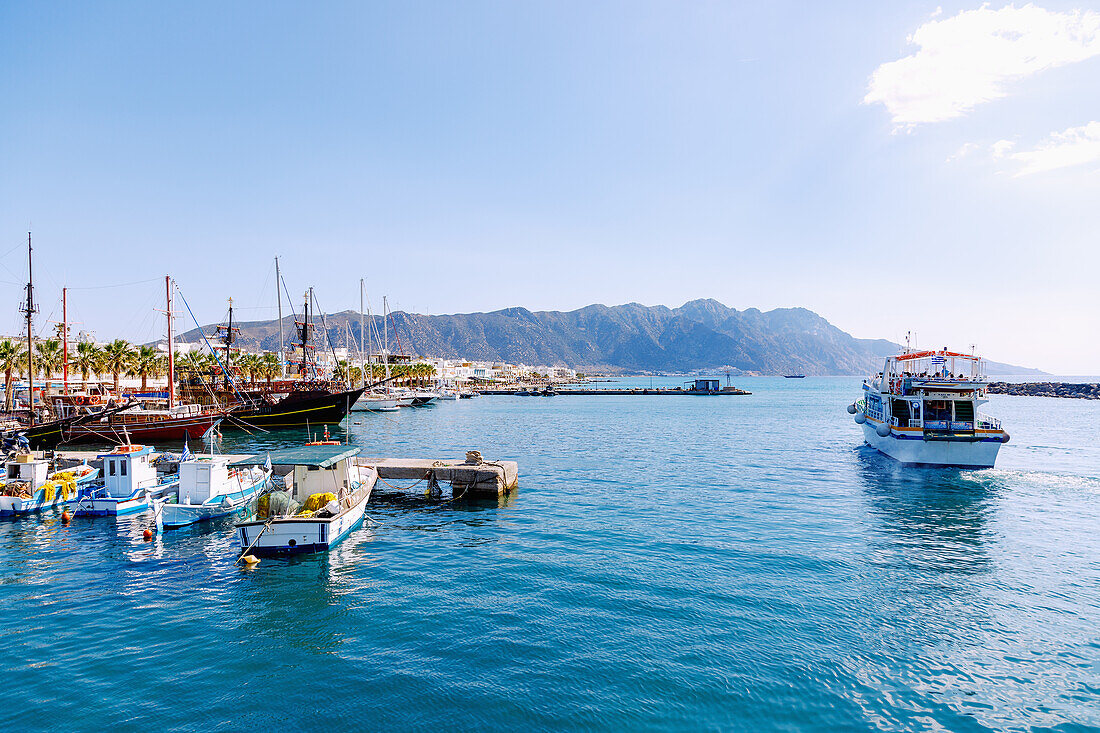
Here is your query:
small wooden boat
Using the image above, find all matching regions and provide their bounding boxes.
[233,445,376,557]
[73,444,180,517]
[0,456,100,518]
[159,455,270,530]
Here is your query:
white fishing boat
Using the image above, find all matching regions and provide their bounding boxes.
[73,444,179,516]
[849,347,1010,468]
[233,445,377,557]
[159,455,270,530]
[0,457,100,518]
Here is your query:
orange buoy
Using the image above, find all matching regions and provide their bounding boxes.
[143,528,153,541]
[61,510,71,524]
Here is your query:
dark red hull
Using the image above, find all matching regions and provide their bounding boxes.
[56,413,223,445]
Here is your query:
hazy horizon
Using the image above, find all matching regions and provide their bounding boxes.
[2,2,1097,373]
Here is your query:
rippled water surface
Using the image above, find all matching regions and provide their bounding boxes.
[3,377,1098,731]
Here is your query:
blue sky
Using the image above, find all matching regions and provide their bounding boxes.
[1,2,1097,372]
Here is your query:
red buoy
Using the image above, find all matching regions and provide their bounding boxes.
[143,528,153,541]
[61,510,71,525]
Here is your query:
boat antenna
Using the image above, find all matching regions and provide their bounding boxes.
[22,232,38,427]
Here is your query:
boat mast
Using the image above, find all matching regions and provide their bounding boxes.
[383,295,390,381]
[22,232,37,427]
[226,297,233,377]
[62,287,68,395]
[359,279,365,388]
[275,256,284,378]
[166,276,175,409]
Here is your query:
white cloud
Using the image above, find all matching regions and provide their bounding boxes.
[1009,121,1100,175]
[865,4,1100,127]
[991,139,1015,158]
[946,142,979,161]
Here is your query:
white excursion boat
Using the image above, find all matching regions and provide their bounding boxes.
[73,444,180,516]
[849,348,1010,468]
[0,456,100,518]
[158,455,270,530]
[233,445,377,557]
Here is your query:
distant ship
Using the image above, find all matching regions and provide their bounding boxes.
[848,348,1009,468]
[783,374,806,378]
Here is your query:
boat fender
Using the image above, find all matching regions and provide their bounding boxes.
[323,500,340,516]
[854,413,867,424]
[846,403,857,414]
[1001,433,1011,444]
[876,423,892,437]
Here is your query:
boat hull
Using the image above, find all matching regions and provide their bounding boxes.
[228,388,364,429]
[351,395,401,411]
[161,471,269,529]
[861,422,1004,468]
[73,479,180,517]
[0,469,101,517]
[57,415,222,445]
[236,474,375,556]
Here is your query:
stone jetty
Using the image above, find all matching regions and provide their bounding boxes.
[988,382,1100,400]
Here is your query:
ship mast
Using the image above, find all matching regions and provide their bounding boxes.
[275,256,284,377]
[62,287,68,395]
[22,232,38,427]
[166,276,175,409]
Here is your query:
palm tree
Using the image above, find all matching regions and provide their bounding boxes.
[35,339,63,380]
[333,359,349,382]
[100,339,135,393]
[132,345,162,391]
[259,353,280,386]
[0,339,25,412]
[71,342,101,384]
[176,350,207,377]
[236,353,260,386]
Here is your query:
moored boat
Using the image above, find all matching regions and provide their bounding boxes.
[73,444,180,516]
[233,445,376,557]
[0,457,100,518]
[849,348,1010,468]
[159,454,270,529]
[351,391,402,412]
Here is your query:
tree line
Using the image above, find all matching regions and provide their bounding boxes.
[0,337,438,412]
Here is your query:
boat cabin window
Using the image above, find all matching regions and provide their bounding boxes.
[923,400,951,422]
[308,465,320,471]
[108,460,115,476]
[120,460,127,476]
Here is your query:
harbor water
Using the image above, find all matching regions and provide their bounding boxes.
[2,377,1098,731]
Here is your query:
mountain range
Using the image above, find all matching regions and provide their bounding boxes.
[175,299,1041,376]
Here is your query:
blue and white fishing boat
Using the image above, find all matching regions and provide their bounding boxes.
[233,445,376,557]
[0,457,100,518]
[849,347,1010,468]
[73,444,179,516]
[158,450,270,530]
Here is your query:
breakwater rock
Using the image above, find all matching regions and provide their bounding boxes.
[988,382,1100,400]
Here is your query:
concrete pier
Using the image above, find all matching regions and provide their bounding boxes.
[49,450,519,499]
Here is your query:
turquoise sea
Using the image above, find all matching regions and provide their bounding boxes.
[2,377,1098,731]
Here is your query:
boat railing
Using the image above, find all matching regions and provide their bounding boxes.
[977,413,1001,430]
